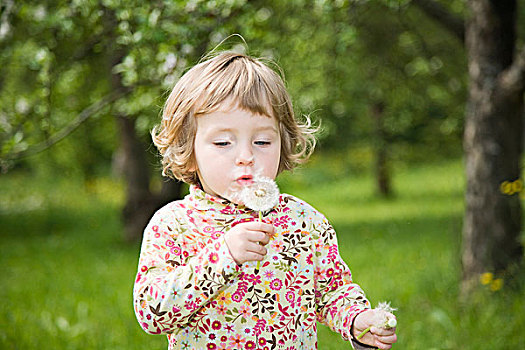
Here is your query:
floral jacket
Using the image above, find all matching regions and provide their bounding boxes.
[133,186,372,350]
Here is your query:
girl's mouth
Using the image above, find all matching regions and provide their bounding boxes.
[236,175,254,186]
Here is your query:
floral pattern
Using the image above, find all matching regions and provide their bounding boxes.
[133,186,371,349]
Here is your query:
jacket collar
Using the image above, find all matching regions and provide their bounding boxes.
[186,185,253,215]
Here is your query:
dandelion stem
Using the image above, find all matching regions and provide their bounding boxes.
[256,211,263,271]
[356,326,372,340]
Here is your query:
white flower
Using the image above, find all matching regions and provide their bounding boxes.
[386,317,397,328]
[374,301,397,329]
[356,301,397,340]
[240,176,279,212]
[229,175,279,272]
[376,301,395,313]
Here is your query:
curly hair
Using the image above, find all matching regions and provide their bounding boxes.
[152,52,317,185]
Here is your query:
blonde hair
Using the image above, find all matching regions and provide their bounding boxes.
[152,52,317,185]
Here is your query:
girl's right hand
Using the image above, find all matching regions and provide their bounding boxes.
[224,222,274,265]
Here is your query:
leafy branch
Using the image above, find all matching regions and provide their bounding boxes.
[3,87,131,161]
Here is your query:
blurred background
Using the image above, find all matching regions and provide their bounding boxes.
[0,0,523,349]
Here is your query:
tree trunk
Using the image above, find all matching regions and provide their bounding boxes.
[104,7,184,243]
[113,113,184,242]
[114,115,155,242]
[462,0,523,294]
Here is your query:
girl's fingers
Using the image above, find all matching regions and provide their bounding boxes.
[242,222,275,235]
[374,341,393,350]
[246,230,270,245]
[259,232,270,245]
[370,326,397,349]
[242,252,265,262]
[256,222,275,234]
[376,333,397,344]
[370,326,396,336]
[246,242,267,255]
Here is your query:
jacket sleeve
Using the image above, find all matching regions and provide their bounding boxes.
[133,206,240,334]
[313,218,376,349]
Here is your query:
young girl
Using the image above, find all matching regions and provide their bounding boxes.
[133,52,397,350]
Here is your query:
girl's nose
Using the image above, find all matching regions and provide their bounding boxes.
[236,147,254,166]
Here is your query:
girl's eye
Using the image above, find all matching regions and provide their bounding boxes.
[254,140,271,146]
[213,141,230,147]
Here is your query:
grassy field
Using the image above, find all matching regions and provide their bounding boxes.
[1,159,523,349]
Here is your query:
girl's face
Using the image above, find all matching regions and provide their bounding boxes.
[193,104,281,202]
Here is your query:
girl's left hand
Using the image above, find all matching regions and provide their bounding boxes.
[352,309,397,350]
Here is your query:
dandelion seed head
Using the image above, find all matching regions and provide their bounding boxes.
[376,301,396,314]
[387,318,397,328]
[240,176,279,212]
[373,301,397,329]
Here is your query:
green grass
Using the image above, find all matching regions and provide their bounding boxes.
[1,159,524,349]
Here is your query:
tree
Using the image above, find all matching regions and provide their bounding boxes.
[413,0,524,293]
[242,0,466,197]
[462,0,524,293]
[0,0,254,242]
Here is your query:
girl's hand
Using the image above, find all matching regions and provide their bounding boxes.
[224,222,274,265]
[353,309,397,350]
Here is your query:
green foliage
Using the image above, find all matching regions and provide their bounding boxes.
[0,0,252,174]
[238,0,466,158]
[1,159,523,349]
[1,0,468,177]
